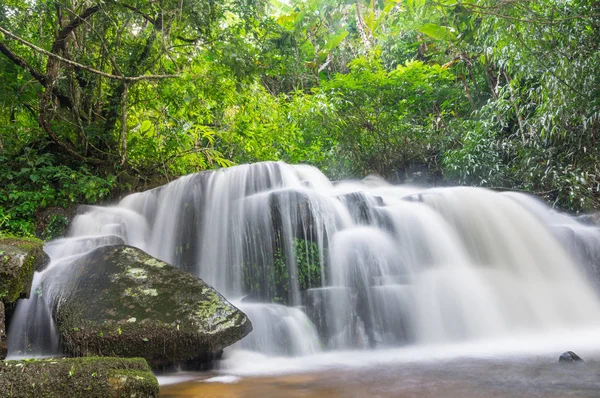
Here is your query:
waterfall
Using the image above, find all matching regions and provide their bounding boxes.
[8,161,600,359]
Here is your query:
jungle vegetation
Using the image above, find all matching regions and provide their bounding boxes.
[1,0,599,235]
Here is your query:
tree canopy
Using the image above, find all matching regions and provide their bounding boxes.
[1,0,600,235]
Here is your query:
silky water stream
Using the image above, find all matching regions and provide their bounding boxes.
[8,162,600,396]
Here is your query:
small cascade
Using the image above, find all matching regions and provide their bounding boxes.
[8,161,600,361]
[230,301,321,356]
[7,235,126,356]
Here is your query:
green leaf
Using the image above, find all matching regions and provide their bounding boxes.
[417,23,456,41]
[326,31,349,51]
[140,120,152,132]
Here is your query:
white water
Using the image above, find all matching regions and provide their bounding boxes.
[8,161,600,371]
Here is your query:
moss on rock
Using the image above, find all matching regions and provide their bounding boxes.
[0,357,158,397]
[0,236,49,303]
[43,245,252,367]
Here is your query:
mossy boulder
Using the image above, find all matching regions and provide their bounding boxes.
[0,236,49,303]
[43,245,252,367]
[0,357,158,397]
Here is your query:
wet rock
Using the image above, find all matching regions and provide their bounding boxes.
[0,357,158,397]
[43,245,252,368]
[549,225,600,288]
[337,192,384,225]
[0,236,49,303]
[559,351,584,363]
[269,189,320,241]
[0,302,5,359]
[576,213,600,226]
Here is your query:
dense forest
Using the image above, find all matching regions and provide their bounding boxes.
[1,0,599,236]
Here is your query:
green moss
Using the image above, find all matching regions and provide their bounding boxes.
[243,237,325,304]
[0,236,46,303]
[0,357,158,398]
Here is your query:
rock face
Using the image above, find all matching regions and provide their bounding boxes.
[0,357,158,397]
[575,213,600,226]
[0,236,48,303]
[559,351,584,363]
[43,245,252,367]
[0,302,5,359]
[0,236,49,359]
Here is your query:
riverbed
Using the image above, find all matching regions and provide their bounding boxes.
[160,357,600,397]
[159,331,600,397]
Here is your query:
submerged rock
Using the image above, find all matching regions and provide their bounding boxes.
[0,357,158,397]
[559,351,584,363]
[43,245,252,367]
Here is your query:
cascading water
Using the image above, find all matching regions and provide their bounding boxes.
[8,161,600,366]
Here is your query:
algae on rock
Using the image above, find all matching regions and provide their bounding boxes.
[42,245,252,367]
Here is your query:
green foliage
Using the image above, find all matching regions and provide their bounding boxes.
[1,0,599,218]
[243,238,324,304]
[0,151,115,236]
[438,0,600,209]
[294,238,324,292]
[323,56,467,179]
[42,215,70,241]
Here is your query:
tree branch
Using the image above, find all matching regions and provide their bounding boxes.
[52,6,100,53]
[0,26,179,81]
[120,3,156,26]
[0,40,46,85]
[120,82,129,166]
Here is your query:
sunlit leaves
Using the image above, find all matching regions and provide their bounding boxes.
[417,23,456,41]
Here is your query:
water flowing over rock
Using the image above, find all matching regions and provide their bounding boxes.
[8,161,600,362]
[0,236,48,359]
[559,351,584,363]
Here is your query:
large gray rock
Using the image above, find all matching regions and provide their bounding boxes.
[42,245,252,367]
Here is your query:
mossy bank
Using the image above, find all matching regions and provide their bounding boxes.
[0,357,158,397]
